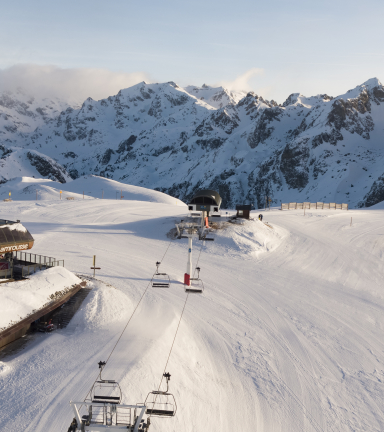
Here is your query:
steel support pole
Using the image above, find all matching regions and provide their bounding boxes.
[184,236,192,286]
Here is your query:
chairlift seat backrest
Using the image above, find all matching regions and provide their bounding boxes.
[92,395,121,404]
[185,287,203,293]
[185,276,204,293]
[152,279,170,288]
[146,408,174,416]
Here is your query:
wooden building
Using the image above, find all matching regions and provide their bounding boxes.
[236,204,252,219]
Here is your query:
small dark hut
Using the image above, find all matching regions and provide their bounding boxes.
[236,205,252,220]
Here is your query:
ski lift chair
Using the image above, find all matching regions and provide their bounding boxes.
[151,262,171,288]
[185,267,204,294]
[145,372,177,417]
[91,361,122,405]
[91,380,122,404]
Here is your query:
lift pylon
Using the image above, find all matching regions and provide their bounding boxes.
[175,214,213,293]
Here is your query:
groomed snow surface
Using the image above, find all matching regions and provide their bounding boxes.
[0,175,185,205]
[1,198,384,431]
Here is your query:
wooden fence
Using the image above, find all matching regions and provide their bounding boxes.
[281,202,348,210]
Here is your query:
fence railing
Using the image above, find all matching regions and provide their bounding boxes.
[0,268,13,279]
[13,251,64,278]
[281,202,348,211]
[13,251,58,265]
[20,260,65,277]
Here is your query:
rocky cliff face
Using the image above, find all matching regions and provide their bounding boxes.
[1,78,383,208]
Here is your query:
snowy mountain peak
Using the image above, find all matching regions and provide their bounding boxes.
[340,77,384,101]
[183,85,247,109]
[361,77,382,89]
[282,93,302,107]
[1,77,384,209]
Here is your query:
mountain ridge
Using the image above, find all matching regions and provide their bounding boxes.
[0,78,383,208]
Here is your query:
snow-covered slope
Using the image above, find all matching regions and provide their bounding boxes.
[1,78,384,209]
[1,201,384,431]
[0,89,72,142]
[0,267,81,330]
[0,175,186,204]
[0,146,71,183]
[183,84,247,109]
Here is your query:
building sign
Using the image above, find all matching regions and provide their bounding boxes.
[0,262,9,270]
[0,243,29,253]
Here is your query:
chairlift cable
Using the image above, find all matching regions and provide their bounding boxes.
[192,242,204,278]
[160,237,174,264]
[148,292,190,421]
[82,273,155,403]
[82,238,176,403]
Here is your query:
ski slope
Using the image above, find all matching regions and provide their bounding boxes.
[1,199,384,432]
[0,176,185,204]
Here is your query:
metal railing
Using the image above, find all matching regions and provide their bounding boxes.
[13,251,64,278]
[0,268,13,279]
[281,202,349,210]
[13,251,58,265]
[21,260,64,277]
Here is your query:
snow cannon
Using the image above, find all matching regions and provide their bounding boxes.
[187,189,222,216]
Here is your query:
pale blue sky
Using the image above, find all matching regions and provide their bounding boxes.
[1,0,383,102]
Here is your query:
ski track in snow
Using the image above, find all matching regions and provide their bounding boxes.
[1,201,384,431]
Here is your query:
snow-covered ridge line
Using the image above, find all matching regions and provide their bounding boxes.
[0,175,187,204]
[1,78,384,209]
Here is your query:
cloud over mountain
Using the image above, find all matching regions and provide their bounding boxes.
[0,64,150,105]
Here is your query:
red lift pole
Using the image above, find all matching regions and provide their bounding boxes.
[184,235,193,286]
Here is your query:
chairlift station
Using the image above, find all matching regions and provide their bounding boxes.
[187,189,222,215]
[0,219,34,280]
